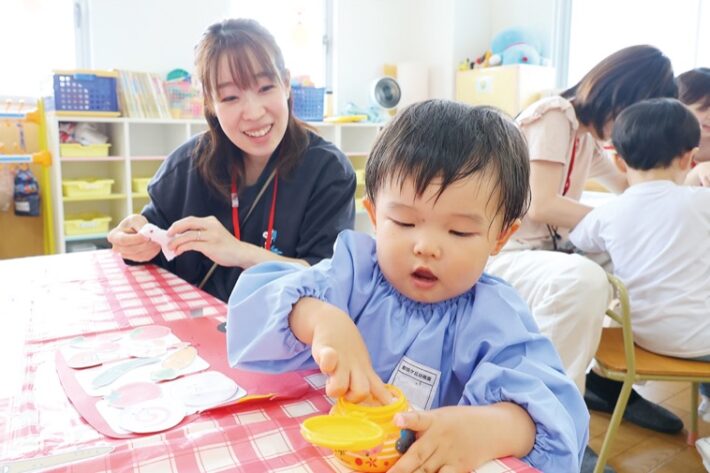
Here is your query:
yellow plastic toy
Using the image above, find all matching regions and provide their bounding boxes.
[323,114,368,123]
[300,385,411,472]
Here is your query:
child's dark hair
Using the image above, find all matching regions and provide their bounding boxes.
[365,100,530,230]
[612,98,700,171]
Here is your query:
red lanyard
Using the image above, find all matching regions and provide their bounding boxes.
[230,171,278,251]
[562,137,579,196]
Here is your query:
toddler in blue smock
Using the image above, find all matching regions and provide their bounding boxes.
[227,100,588,472]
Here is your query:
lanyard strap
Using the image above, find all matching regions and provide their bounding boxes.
[562,137,579,196]
[230,170,279,251]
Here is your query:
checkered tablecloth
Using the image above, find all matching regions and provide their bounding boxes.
[0,250,538,472]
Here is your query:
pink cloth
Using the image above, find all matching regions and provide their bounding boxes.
[514,96,613,247]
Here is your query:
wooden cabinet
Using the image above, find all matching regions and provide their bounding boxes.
[456,65,555,117]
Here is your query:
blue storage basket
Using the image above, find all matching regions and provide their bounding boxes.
[292,86,325,121]
[53,71,119,113]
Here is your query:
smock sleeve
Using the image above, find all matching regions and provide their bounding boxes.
[454,278,588,472]
[569,207,607,253]
[226,230,377,372]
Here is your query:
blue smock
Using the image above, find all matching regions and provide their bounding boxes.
[228,230,588,471]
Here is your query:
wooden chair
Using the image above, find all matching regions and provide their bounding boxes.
[592,274,710,473]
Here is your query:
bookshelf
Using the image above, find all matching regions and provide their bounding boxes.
[47,115,381,253]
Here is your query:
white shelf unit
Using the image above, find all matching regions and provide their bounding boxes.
[47,114,208,253]
[48,116,382,253]
[309,122,383,234]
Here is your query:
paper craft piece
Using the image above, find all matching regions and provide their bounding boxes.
[96,371,246,435]
[77,349,209,397]
[106,382,163,408]
[129,325,172,341]
[151,345,198,381]
[92,357,161,388]
[168,371,244,410]
[139,223,177,261]
[127,341,186,358]
[68,351,103,369]
[56,317,314,438]
[64,329,180,369]
[71,332,122,348]
[119,398,186,434]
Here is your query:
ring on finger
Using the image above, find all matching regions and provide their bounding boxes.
[197,230,202,241]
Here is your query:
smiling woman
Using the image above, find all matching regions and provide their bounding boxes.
[107,18,356,302]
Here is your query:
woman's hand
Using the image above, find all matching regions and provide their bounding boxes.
[107,214,161,262]
[685,161,710,186]
[389,404,535,473]
[167,215,249,267]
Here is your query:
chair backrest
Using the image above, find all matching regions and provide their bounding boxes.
[604,273,637,378]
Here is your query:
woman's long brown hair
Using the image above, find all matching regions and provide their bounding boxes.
[194,18,310,199]
[561,45,677,139]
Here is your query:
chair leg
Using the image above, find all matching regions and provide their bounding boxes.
[688,382,699,446]
[594,379,634,473]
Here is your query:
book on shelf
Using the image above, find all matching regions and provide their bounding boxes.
[116,70,172,119]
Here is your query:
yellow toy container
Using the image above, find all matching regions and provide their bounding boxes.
[62,178,114,197]
[64,213,112,236]
[132,177,151,194]
[60,143,111,157]
[301,385,411,472]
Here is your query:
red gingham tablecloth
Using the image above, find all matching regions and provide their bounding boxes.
[0,250,538,472]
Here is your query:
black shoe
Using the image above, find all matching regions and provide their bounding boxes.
[584,386,684,434]
[581,445,615,473]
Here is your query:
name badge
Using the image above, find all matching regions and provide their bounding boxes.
[388,356,440,410]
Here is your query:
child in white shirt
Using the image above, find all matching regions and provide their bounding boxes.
[569,98,710,412]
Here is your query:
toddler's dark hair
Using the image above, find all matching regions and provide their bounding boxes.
[612,98,700,171]
[365,100,530,230]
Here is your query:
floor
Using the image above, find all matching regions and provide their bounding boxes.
[588,381,709,472]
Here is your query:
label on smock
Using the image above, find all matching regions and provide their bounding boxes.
[388,356,440,410]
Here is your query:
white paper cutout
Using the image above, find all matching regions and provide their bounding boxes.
[96,371,247,435]
[139,223,177,261]
[167,371,244,410]
[119,398,186,433]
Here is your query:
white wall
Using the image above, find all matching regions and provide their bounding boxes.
[87,0,230,74]
[85,0,557,111]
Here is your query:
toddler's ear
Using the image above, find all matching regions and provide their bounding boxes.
[491,219,521,255]
[362,197,377,230]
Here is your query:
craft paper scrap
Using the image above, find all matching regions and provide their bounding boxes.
[96,371,246,435]
[139,223,177,261]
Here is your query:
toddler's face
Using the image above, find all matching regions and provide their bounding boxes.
[364,173,518,304]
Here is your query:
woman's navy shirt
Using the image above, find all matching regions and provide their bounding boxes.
[142,131,356,302]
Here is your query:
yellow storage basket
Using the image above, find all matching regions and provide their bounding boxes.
[60,143,111,157]
[62,178,114,197]
[64,213,112,236]
[132,177,152,194]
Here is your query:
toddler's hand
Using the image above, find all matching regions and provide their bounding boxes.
[389,407,497,473]
[293,298,391,405]
[312,343,391,405]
